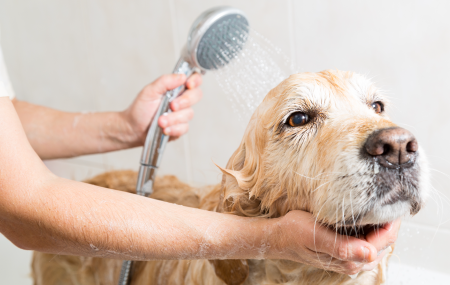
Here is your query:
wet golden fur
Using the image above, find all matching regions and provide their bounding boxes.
[32,70,427,285]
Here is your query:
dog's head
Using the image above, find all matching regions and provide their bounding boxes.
[219,70,429,234]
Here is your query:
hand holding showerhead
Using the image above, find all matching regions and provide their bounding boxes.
[118,7,249,285]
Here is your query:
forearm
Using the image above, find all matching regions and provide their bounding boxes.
[0,99,268,259]
[2,174,270,260]
[13,99,138,159]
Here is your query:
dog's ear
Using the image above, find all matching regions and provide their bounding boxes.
[209,259,249,285]
[215,111,269,217]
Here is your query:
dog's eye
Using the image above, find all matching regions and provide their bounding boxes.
[287,112,309,127]
[371,102,384,114]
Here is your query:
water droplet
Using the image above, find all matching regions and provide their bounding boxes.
[211,29,296,124]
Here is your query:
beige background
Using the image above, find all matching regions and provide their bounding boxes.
[0,0,449,284]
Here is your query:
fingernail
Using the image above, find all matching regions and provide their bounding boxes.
[178,99,188,108]
[188,79,198,88]
[159,118,167,128]
[164,127,171,136]
[362,247,370,262]
[384,222,394,231]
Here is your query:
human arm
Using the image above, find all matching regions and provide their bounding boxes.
[12,73,202,160]
[1,96,393,270]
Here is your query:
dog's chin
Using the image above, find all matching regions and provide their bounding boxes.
[359,200,410,226]
[327,201,411,238]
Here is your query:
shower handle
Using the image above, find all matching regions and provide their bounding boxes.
[117,59,195,285]
[136,59,195,196]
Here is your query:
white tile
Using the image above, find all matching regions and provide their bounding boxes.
[0,235,32,285]
[0,0,100,111]
[387,263,450,285]
[44,159,108,181]
[82,0,176,113]
[390,221,450,276]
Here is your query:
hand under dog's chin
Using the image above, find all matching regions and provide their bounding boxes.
[326,201,412,238]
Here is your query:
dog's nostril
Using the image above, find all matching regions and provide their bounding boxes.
[364,127,418,167]
[406,140,418,153]
[382,144,391,156]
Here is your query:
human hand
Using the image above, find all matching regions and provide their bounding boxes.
[359,219,400,272]
[122,73,202,144]
[267,210,399,275]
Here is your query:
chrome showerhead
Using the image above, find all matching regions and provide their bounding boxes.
[118,7,249,285]
[184,7,249,71]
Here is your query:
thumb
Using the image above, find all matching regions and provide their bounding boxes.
[150,74,187,96]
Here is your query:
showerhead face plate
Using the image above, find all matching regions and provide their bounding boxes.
[196,14,249,70]
[187,7,249,71]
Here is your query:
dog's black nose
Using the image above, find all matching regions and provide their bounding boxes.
[364,127,418,168]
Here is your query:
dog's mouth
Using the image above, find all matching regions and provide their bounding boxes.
[327,221,394,239]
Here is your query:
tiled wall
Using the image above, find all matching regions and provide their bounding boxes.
[1,0,449,284]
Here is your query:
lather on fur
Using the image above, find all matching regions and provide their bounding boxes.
[32,70,429,285]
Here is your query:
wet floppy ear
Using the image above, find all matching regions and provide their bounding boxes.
[209,259,249,285]
[215,123,266,216]
[217,114,265,191]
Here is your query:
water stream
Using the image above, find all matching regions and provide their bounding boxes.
[211,29,296,124]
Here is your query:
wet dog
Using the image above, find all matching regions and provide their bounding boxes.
[32,70,429,285]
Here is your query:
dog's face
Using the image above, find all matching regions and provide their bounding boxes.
[220,70,429,235]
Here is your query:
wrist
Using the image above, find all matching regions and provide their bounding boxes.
[217,215,280,260]
[262,218,285,259]
[114,111,146,147]
[100,111,143,150]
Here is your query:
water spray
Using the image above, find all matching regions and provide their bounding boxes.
[117,6,249,285]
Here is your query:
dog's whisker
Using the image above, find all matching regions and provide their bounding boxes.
[311,180,334,194]
[429,168,450,185]
[349,189,357,237]
[312,210,329,274]
[426,184,450,245]
[425,179,450,232]
[424,155,450,166]
[295,171,347,179]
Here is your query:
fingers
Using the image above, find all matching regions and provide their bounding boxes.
[159,108,194,128]
[361,246,390,271]
[339,261,365,275]
[154,73,202,140]
[170,86,203,112]
[365,219,401,252]
[305,224,377,263]
[306,253,364,275]
[147,74,187,96]
[186,73,202,89]
[164,123,189,139]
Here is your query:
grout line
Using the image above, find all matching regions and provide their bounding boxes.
[168,0,193,184]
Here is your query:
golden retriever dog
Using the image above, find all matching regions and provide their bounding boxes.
[32,70,429,285]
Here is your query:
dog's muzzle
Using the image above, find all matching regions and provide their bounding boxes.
[364,127,418,169]
[362,126,421,210]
